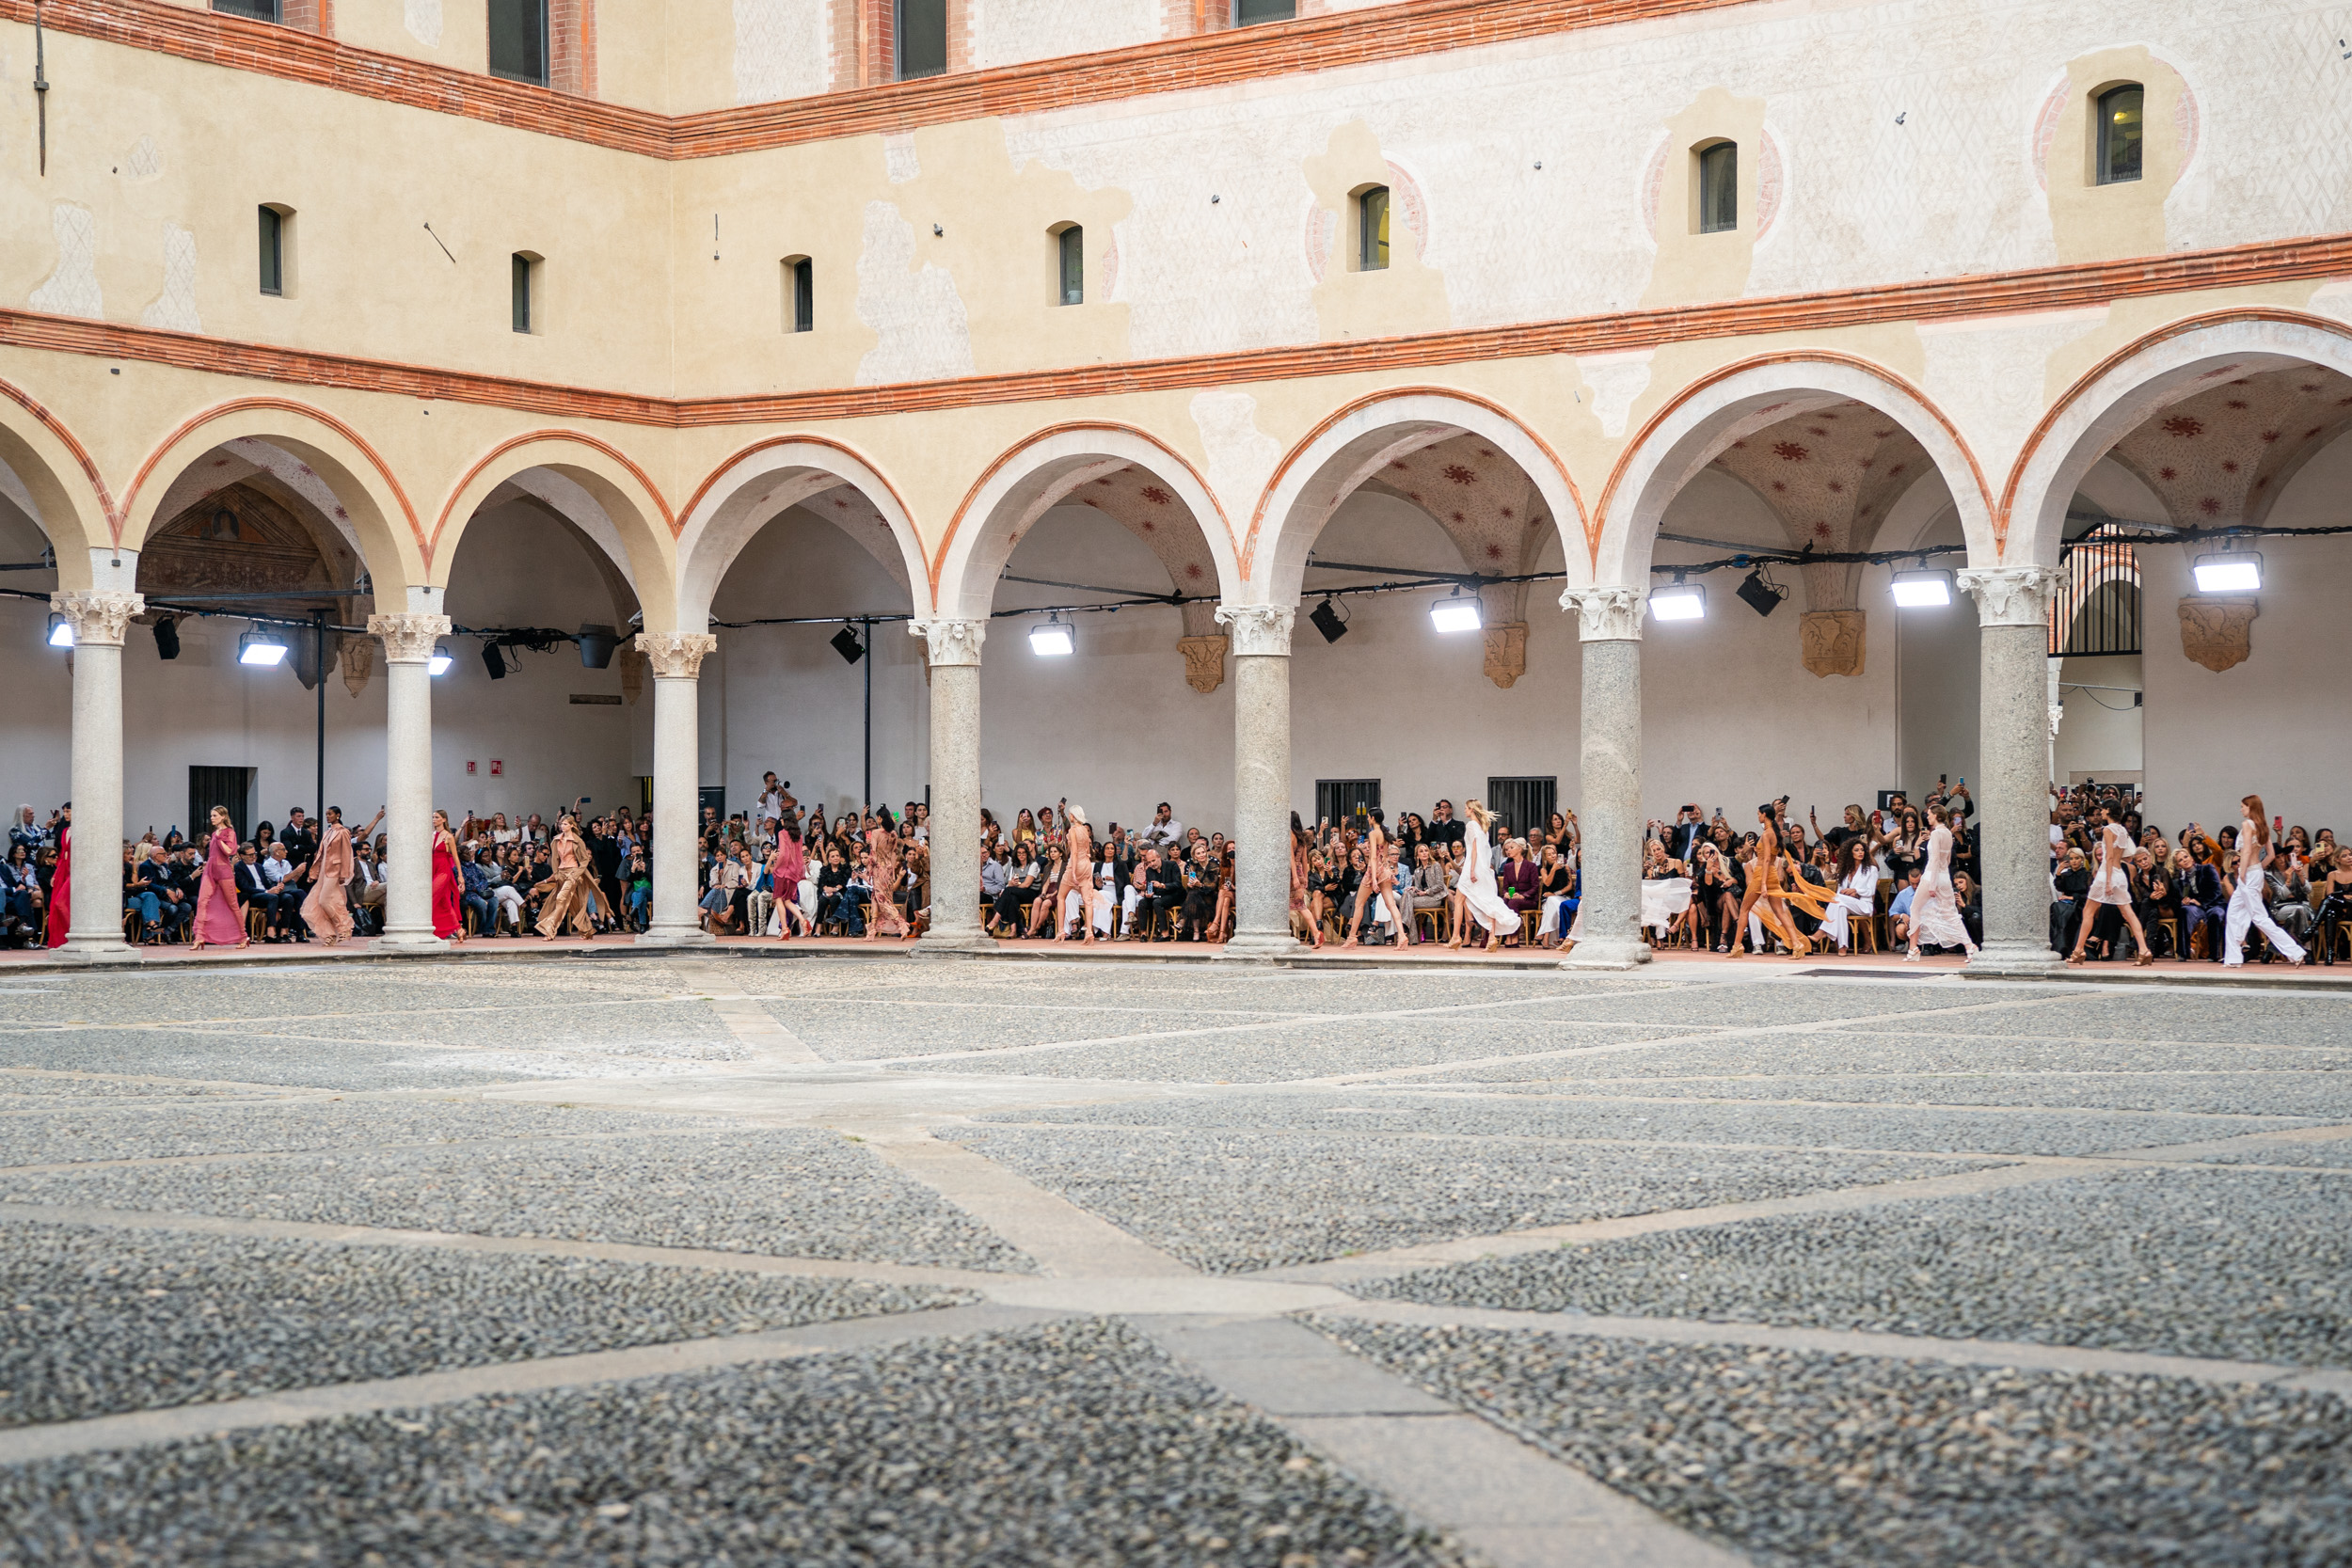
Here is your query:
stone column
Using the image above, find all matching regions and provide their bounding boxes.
[53,590,143,958]
[1561,587,1649,969]
[369,612,451,951]
[637,632,720,947]
[1958,566,2064,977]
[912,619,993,952]
[1216,603,1296,958]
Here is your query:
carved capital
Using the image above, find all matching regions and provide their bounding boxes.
[1957,566,2063,628]
[2176,594,2258,673]
[1798,610,1867,677]
[1177,634,1228,693]
[50,591,144,647]
[1215,603,1294,657]
[910,619,987,667]
[1560,585,1645,641]
[1482,622,1528,689]
[368,612,453,663]
[634,631,719,679]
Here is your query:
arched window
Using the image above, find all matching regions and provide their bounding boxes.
[1055,224,1084,307]
[783,256,814,333]
[1695,140,1738,233]
[897,0,947,81]
[1356,186,1390,272]
[2096,84,2143,184]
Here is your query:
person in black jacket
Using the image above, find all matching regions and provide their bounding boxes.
[2051,845,2090,955]
[1136,847,1184,942]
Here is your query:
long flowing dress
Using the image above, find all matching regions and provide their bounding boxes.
[190,825,246,946]
[1907,823,1977,954]
[531,829,611,938]
[42,827,69,948]
[1458,828,1522,938]
[430,831,463,940]
[301,822,355,942]
[769,836,807,933]
[866,828,909,936]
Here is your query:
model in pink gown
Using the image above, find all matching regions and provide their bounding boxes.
[190,824,247,948]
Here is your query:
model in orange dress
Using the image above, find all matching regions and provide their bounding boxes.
[866,809,909,939]
[1289,813,1320,946]
[1734,802,1810,958]
[1053,806,1096,944]
[531,814,610,939]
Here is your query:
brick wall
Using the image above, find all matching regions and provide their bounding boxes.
[550,0,596,96]
[278,0,330,35]
[1162,0,1231,35]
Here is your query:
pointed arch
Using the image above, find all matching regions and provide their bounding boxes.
[431,431,678,633]
[933,423,1240,622]
[1244,388,1585,607]
[2000,309,2352,568]
[675,435,927,629]
[1590,354,1994,592]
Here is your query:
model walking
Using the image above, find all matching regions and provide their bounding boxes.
[1449,800,1522,946]
[1903,800,1979,962]
[2224,794,2306,967]
[187,805,249,952]
[866,808,909,939]
[532,812,610,939]
[1341,807,1394,947]
[428,810,466,942]
[1735,802,1810,958]
[1053,806,1097,944]
[42,806,70,949]
[2067,805,2154,967]
[1289,812,1321,947]
[300,804,383,946]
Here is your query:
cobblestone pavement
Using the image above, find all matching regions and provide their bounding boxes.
[0,955,2344,1567]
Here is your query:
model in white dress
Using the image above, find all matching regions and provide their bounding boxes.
[2225,800,2305,966]
[2067,814,2153,966]
[1453,803,1523,942]
[1903,813,1978,960]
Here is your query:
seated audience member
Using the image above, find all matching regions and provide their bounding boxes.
[1887,868,1922,947]
[0,843,41,945]
[990,844,1041,936]
[460,847,495,935]
[234,842,272,936]
[1137,847,1185,942]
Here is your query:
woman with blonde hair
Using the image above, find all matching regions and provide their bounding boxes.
[1449,799,1521,947]
[1053,805,1097,944]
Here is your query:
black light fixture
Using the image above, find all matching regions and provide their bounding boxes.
[483,641,508,680]
[1309,596,1349,643]
[831,626,865,664]
[1737,565,1788,618]
[577,623,617,669]
[152,616,181,660]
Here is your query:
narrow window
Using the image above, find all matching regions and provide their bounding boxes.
[511,253,536,334]
[488,0,549,87]
[2096,84,2143,184]
[1057,225,1084,307]
[785,257,814,333]
[1236,0,1296,22]
[212,0,281,19]
[897,0,947,80]
[1697,141,1738,233]
[1357,186,1391,272]
[258,206,285,296]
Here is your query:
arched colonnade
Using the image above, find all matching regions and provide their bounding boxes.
[12,310,2348,970]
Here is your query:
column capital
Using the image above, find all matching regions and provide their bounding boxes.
[910,618,986,667]
[50,590,144,647]
[635,631,719,679]
[1216,602,1294,657]
[1560,585,1645,641]
[1957,566,2062,628]
[368,612,452,663]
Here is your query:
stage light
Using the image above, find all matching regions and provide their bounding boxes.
[238,628,289,666]
[1737,566,1788,618]
[1309,597,1349,643]
[1889,567,1954,608]
[153,616,181,659]
[1647,577,1706,622]
[831,626,865,664]
[1028,613,1075,657]
[427,642,454,676]
[483,641,508,680]
[45,613,72,648]
[577,624,618,669]
[2191,548,2262,593]
[1428,589,1483,634]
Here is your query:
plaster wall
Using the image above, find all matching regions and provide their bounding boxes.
[2054,653,2143,782]
[968,0,1161,71]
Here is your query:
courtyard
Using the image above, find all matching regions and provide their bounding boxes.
[0,955,2343,1565]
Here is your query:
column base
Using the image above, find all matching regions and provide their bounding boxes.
[638,926,717,949]
[913,928,997,955]
[1560,936,1652,971]
[1963,940,2067,979]
[59,937,138,963]
[1216,930,1308,961]
[377,931,450,953]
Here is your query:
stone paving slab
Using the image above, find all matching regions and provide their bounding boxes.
[912,1019,1694,1083]
[1366,1165,2352,1369]
[0,1129,1038,1274]
[1324,1321,2352,1568]
[0,1319,1474,1567]
[0,965,694,1023]
[759,998,1296,1058]
[0,1219,970,1427]
[943,1123,1997,1274]
[1877,991,2352,1048]
[0,1027,714,1092]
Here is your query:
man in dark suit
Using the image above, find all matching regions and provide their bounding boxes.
[1666,804,1706,867]
[233,843,273,939]
[1137,847,1185,942]
[1426,800,1465,853]
[278,808,317,873]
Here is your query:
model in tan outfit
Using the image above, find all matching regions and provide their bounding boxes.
[300,804,383,945]
[532,816,611,939]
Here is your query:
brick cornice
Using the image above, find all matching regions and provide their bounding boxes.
[7,0,1752,158]
[5,234,2349,432]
